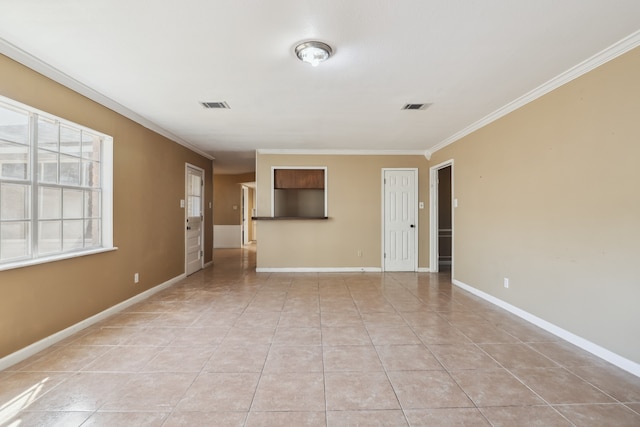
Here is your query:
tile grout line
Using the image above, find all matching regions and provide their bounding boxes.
[351,278,411,426]
[320,276,329,427]
[471,343,578,426]
[2,252,639,426]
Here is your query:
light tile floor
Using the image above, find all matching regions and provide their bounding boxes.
[2,247,640,426]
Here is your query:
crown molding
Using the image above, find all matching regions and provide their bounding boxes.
[257,148,427,156]
[430,30,640,155]
[0,38,214,160]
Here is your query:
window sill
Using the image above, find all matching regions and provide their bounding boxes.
[0,247,118,272]
[252,216,329,220]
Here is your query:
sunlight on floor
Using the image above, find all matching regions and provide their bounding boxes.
[0,377,48,426]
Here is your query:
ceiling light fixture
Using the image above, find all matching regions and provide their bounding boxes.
[295,41,333,67]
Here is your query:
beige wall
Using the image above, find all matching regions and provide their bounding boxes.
[430,47,640,363]
[0,55,213,358]
[213,173,255,225]
[256,154,430,269]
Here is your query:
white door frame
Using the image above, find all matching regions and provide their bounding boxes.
[429,159,454,273]
[381,168,419,272]
[242,185,249,245]
[185,163,205,274]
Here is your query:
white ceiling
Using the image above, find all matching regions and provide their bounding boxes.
[1,1,639,174]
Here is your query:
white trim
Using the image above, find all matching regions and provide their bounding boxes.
[0,38,213,161]
[381,168,419,272]
[0,273,186,371]
[429,30,640,156]
[258,149,426,156]
[380,170,386,271]
[185,164,205,275]
[429,160,454,274]
[0,94,115,269]
[242,186,250,245]
[452,278,640,378]
[211,159,216,264]
[256,267,382,273]
[0,247,118,272]
[417,267,431,272]
[101,136,114,249]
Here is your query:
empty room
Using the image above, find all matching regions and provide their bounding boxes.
[0,1,639,426]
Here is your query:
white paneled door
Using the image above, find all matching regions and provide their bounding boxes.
[186,165,204,276]
[383,169,418,271]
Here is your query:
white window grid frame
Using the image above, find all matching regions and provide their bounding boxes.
[0,95,114,271]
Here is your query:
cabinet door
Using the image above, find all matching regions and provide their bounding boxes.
[274,169,324,189]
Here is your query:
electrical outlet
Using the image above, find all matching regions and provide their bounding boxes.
[134,273,139,284]
[503,277,509,288]
[357,249,362,257]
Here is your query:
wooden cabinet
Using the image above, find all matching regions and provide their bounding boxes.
[274,169,324,189]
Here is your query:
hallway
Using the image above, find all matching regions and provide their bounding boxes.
[1,247,639,426]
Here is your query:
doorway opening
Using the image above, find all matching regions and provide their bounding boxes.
[429,160,453,273]
[240,182,256,246]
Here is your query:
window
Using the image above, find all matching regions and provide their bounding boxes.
[0,96,113,269]
[272,167,327,218]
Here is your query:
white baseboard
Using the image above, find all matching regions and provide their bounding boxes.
[256,267,383,273]
[256,267,429,273]
[0,273,186,371]
[452,278,640,378]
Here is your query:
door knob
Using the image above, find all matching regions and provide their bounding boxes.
[187,226,191,230]
[410,224,415,228]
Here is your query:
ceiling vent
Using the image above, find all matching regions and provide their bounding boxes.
[200,101,230,109]
[402,103,431,110]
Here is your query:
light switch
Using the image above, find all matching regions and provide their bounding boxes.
[453,198,458,208]
[232,205,238,210]
[180,199,185,208]
[419,202,425,209]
